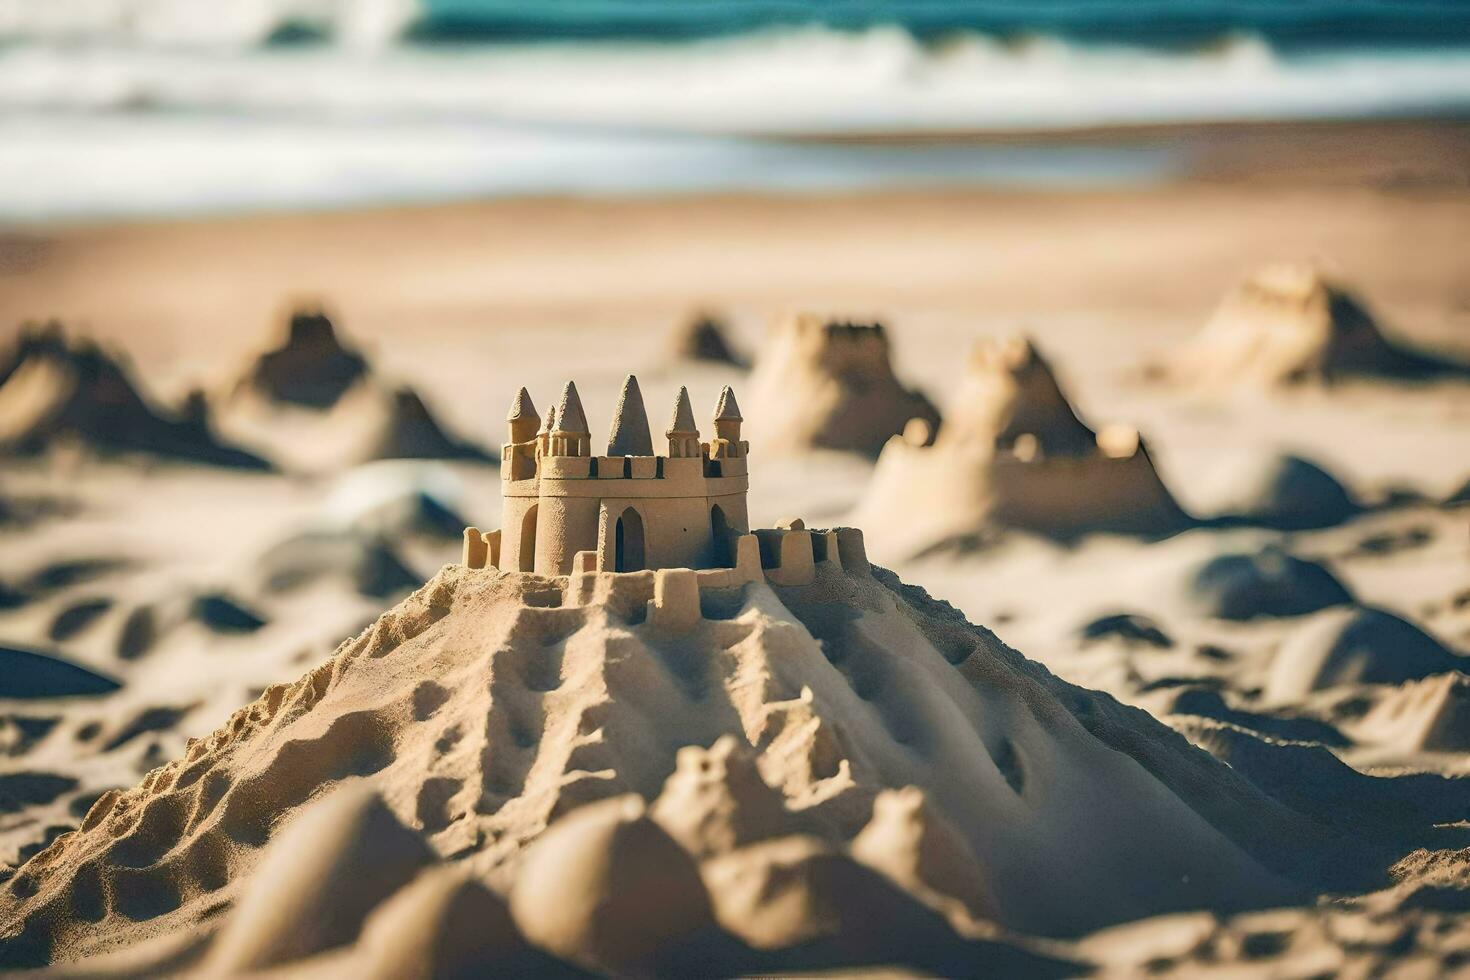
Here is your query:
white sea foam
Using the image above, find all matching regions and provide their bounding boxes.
[5,29,1470,132]
[1,24,1467,219]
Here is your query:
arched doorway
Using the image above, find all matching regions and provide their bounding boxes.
[519,504,538,572]
[710,503,731,566]
[614,508,645,572]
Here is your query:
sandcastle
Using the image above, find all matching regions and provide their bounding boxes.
[462,375,871,608]
[1161,263,1466,387]
[745,313,940,456]
[853,335,1186,555]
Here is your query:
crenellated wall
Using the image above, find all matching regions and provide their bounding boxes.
[463,522,873,634]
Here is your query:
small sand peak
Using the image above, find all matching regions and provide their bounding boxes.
[0,322,269,468]
[365,385,491,462]
[713,384,742,422]
[666,310,744,366]
[853,786,1000,921]
[284,307,343,350]
[606,375,654,456]
[667,385,698,435]
[1162,261,1469,387]
[650,735,792,857]
[554,381,590,435]
[243,305,370,409]
[506,386,538,423]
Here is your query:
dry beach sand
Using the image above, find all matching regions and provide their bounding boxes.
[1,120,1469,976]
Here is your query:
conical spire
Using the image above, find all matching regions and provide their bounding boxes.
[606,375,654,456]
[506,386,539,425]
[539,404,556,435]
[667,386,698,435]
[556,381,589,434]
[713,385,742,422]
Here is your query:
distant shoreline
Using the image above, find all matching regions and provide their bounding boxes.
[2,116,1466,230]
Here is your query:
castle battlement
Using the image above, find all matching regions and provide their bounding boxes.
[462,519,872,634]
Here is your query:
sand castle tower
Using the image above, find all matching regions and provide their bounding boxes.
[488,376,751,576]
[745,313,940,457]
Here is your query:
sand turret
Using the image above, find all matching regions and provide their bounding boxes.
[745,313,940,457]
[606,376,654,457]
[506,388,540,445]
[665,387,701,459]
[550,382,591,458]
[710,386,746,459]
[944,336,1095,457]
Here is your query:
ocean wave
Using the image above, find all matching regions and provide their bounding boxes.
[0,0,420,50]
[4,0,1470,50]
[2,26,1469,134]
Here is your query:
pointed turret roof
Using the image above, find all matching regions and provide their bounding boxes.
[667,386,698,435]
[606,375,654,456]
[539,404,556,435]
[506,387,540,425]
[713,386,742,422]
[555,381,589,434]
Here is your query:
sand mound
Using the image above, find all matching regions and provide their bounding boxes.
[0,645,120,699]
[510,793,714,971]
[853,335,1186,555]
[1266,607,1465,702]
[217,309,490,470]
[0,323,268,469]
[745,314,940,456]
[114,590,267,661]
[665,311,746,368]
[319,463,471,543]
[1359,674,1470,753]
[239,308,370,409]
[1185,548,1352,621]
[255,530,421,599]
[649,735,792,858]
[1,556,1361,969]
[205,783,434,971]
[851,785,1000,923]
[1162,263,1469,388]
[1194,453,1360,530]
[363,386,493,463]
